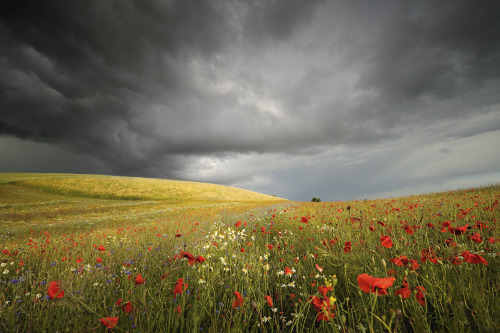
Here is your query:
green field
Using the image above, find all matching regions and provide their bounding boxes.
[0,173,498,332]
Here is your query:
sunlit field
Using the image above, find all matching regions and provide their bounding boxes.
[0,173,498,332]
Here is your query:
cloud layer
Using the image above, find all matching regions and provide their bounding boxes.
[1,0,499,200]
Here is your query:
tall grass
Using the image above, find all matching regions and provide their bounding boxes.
[0,175,498,332]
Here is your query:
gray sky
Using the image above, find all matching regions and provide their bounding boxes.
[1,0,499,201]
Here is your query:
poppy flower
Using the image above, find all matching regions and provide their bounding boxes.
[135,273,144,285]
[116,298,123,306]
[98,245,106,252]
[315,264,323,272]
[403,225,414,235]
[195,255,205,264]
[394,277,411,299]
[357,274,396,296]
[48,281,65,299]
[344,242,351,253]
[181,251,196,266]
[284,267,293,276]
[122,301,133,313]
[448,225,468,236]
[96,257,103,263]
[232,291,244,309]
[175,234,182,237]
[309,296,335,321]
[469,233,483,244]
[174,278,188,296]
[380,235,393,248]
[415,286,426,306]
[318,285,332,297]
[100,317,118,329]
[267,244,274,250]
[461,251,488,265]
[235,221,242,228]
[264,295,273,307]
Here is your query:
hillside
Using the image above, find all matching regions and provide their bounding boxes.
[0,172,287,203]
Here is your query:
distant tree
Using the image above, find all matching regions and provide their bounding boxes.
[311,197,321,202]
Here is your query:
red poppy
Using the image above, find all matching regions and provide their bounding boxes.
[232,291,244,309]
[309,296,335,321]
[344,242,351,254]
[174,278,188,296]
[96,257,103,263]
[403,225,414,235]
[357,274,396,296]
[318,285,332,297]
[284,267,293,276]
[394,277,411,298]
[235,221,242,228]
[98,245,106,252]
[181,251,196,266]
[415,286,426,306]
[469,233,483,244]
[175,305,182,316]
[195,255,205,264]
[135,273,144,285]
[380,235,393,248]
[175,234,182,237]
[122,301,133,313]
[315,264,323,272]
[116,298,123,306]
[448,225,468,236]
[48,281,65,299]
[264,295,273,307]
[390,256,419,270]
[100,317,118,329]
[461,251,488,265]
[267,244,274,250]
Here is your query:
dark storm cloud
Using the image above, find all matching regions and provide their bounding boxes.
[358,1,500,105]
[1,0,499,199]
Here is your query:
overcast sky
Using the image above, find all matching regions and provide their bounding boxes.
[1,0,499,201]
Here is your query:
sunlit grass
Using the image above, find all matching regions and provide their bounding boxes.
[0,173,287,202]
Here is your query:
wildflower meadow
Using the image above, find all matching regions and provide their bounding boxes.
[0,173,498,332]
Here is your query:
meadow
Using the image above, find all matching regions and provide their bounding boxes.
[0,173,498,332]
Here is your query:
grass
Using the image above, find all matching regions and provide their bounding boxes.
[0,173,498,332]
[0,173,287,202]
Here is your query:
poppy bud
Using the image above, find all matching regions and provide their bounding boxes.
[381,259,387,268]
[435,245,440,251]
[340,315,346,324]
[389,309,396,320]
[329,296,336,307]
